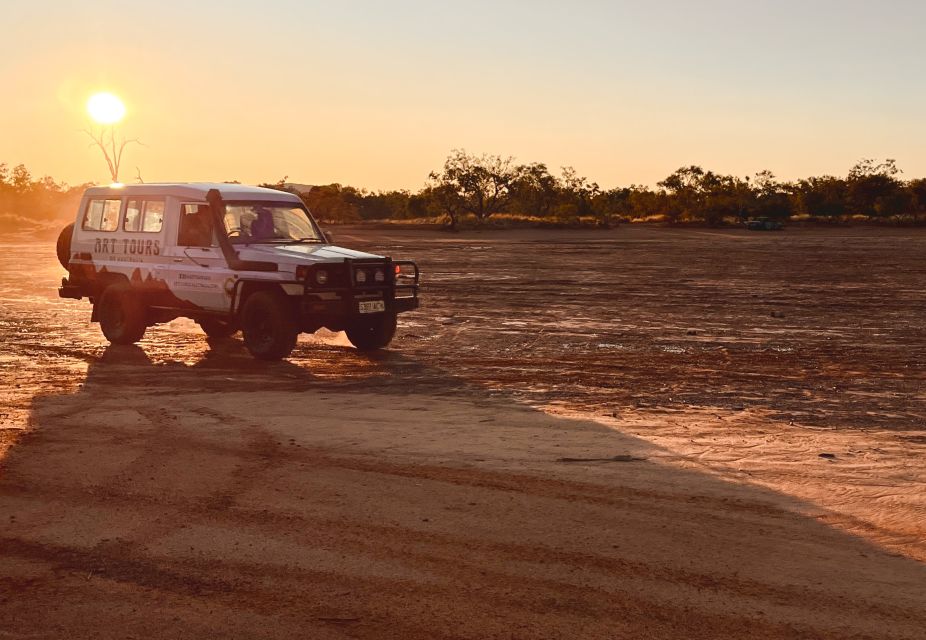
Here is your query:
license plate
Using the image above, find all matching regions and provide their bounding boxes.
[358,300,385,314]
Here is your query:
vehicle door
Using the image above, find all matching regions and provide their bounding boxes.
[164,202,235,312]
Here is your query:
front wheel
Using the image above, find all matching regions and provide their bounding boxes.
[98,283,147,345]
[345,312,397,351]
[241,291,298,360]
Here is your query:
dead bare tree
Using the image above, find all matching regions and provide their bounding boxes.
[82,125,141,183]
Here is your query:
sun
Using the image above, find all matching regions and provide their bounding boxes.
[86,92,126,125]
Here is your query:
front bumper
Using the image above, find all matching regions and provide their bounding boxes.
[233,258,420,320]
[300,292,419,317]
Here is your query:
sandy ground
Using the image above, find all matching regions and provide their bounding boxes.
[1,225,924,638]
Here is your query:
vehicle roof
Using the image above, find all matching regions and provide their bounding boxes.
[82,182,303,202]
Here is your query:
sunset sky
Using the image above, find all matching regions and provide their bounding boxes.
[3,0,925,190]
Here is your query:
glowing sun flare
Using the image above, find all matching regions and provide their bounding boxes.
[87,92,126,125]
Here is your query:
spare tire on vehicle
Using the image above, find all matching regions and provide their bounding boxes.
[56,223,74,270]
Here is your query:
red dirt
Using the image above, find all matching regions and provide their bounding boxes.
[0,225,924,639]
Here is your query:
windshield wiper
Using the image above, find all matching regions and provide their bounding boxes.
[229,237,321,246]
[278,238,322,244]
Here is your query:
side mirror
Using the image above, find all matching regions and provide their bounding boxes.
[323,230,334,244]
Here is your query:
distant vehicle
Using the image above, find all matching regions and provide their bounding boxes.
[744,217,784,231]
[56,183,419,360]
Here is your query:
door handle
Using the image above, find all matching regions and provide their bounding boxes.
[173,258,184,263]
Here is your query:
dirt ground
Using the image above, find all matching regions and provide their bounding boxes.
[1,225,924,639]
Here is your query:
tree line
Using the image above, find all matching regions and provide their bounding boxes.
[267,152,926,228]
[0,163,87,231]
[4,152,926,231]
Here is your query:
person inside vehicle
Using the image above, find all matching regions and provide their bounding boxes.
[179,205,214,247]
[249,206,276,240]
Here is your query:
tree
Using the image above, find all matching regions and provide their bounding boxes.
[428,150,519,226]
[11,164,32,193]
[908,178,926,215]
[509,162,559,217]
[698,172,747,225]
[407,191,433,219]
[82,127,140,183]
[847,158,903,217]
[593,187,635,220]
[427,183,466,230]
[559,166,600,218]
[749,170,793,220]
[794,176,849,218]
[658,166,706,222]
[356,190,413,220]
[627,186,667,220]
[300,184,360,223]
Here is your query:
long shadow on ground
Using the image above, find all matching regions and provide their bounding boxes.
[0,339,924,639]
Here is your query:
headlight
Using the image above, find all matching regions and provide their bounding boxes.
[355,269,367,284]
[374,268,385,283]
[315,269,328,285]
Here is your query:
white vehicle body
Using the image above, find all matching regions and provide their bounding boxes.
[58,183,420,359]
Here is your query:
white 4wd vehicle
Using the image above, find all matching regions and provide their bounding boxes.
[56,183,419,360]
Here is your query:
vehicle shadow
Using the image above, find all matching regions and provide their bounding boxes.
[77,334,502,399]
[1,336,925,639]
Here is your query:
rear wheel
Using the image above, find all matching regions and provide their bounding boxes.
[56,223,74,270]
[98,283,147,345]
[345,312,397,351]
[197,318,238,339]
[241,291,298,360]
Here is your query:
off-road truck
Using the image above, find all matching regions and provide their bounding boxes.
[56,183,419,360]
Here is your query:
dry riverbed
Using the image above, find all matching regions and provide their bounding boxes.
[1,225,924,638]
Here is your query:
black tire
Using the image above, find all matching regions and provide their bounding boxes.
[345,312,397,351]
[98,283,147,345]
[241,290,298,360]
[196,318,238,339]
[56,223,74,270]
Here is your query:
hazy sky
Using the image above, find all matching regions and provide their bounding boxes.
[3,0,925,190]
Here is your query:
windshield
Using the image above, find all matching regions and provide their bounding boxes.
[222,202,322,244]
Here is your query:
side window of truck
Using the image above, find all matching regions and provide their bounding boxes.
[178,203,215,247]
[124,200,165,233]
[82,199,121,231]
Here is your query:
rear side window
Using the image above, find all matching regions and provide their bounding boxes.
[124,199,165,233]
[82,199,121,231]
